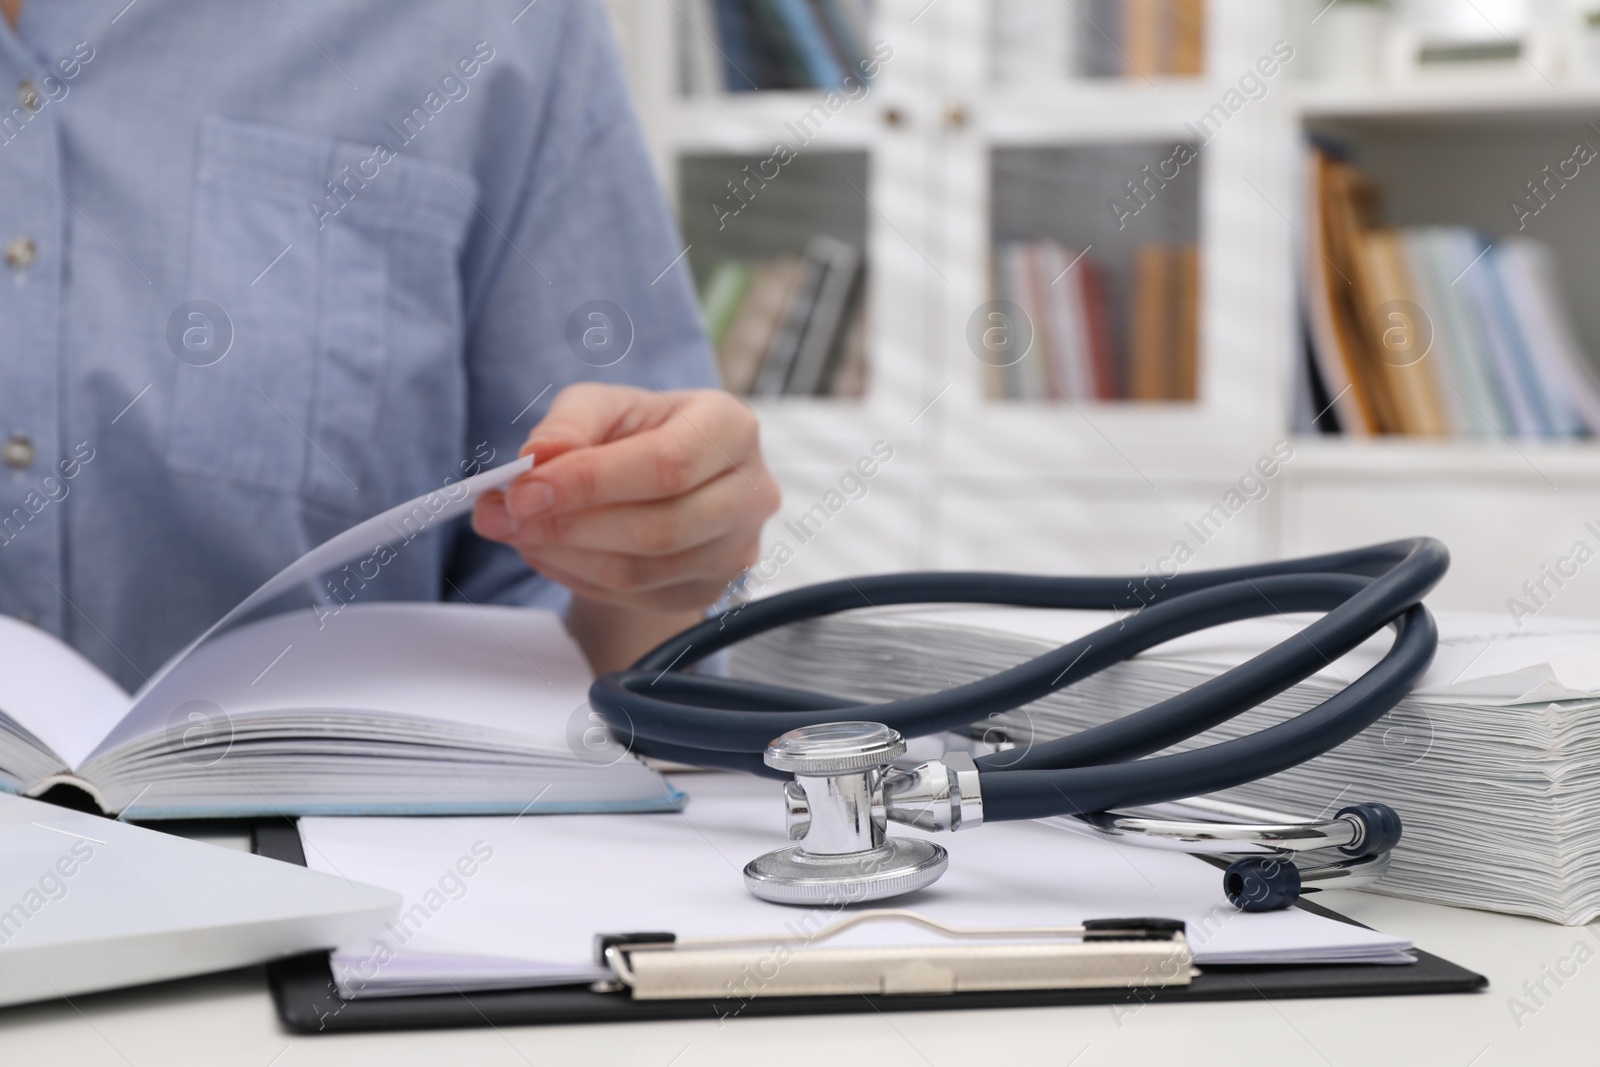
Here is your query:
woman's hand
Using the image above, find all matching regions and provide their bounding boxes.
[472,383,780,672]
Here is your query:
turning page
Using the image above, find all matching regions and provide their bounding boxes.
[130,454,534,704]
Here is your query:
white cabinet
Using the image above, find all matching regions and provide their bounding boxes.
[611,1,1600,611]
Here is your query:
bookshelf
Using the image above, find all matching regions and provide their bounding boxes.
[604,0,1600,619]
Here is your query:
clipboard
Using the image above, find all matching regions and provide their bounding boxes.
[253,821,1486,1033]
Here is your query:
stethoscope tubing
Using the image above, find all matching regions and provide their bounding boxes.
[589,537,1448,822]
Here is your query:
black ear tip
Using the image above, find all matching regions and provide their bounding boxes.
[1225,855,1302,912]
[1337,802,1403,857]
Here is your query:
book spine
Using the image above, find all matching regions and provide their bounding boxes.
[719,257,802,395]
[1169,0,1205,76]
[808,0,864,79]
[700,260,754,348]
[1325,155,1402,432]
[1508,238,1600,435]
[711,0,765,90]
[1172,243,1200,401]
[1426,229,1513,435]
[787,238,861,395]
[1299,146,1372,434]
[768,0,845,88]
[1398,229,1481,436]
[1076,0,1122,78]
[752,249,826,396]
[1080,259,1120,400]
[1124,0,1162,79]
[1461,236,1544,436]
[824,299,870,398]
[1131,244,1172,400]
[1485,241,1577,437]
[1023,243,1061,400]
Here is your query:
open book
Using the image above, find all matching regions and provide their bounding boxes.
[0,458,675,819]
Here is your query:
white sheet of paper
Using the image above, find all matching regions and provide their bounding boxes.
[300,773,1412,996]
[130,455,534,704]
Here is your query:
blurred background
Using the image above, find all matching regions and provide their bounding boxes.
[598,0,1600,617]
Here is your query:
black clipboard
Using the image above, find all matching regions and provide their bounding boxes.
[253,821,1486,1033]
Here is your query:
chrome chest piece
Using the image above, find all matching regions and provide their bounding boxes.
[742,721,983,906]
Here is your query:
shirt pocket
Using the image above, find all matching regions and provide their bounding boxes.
[168,115,477,512]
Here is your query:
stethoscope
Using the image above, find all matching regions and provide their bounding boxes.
[590,538,1445,911]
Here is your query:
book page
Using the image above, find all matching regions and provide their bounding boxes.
[0,614,129,770]
[128,455,534,707]
[86,602,592,762]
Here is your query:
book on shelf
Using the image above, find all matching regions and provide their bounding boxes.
[991,238,1196,402]
[679,0,876,93]
[1301,142,1600,438]
[0,458,675,819]
[700,236,866,399]
[729,604,1600,926]
[995,0,1204,82]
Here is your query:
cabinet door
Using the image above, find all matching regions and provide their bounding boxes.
[753,456,924,592]
[937,475,1269,574]
[1284,470,1600,617]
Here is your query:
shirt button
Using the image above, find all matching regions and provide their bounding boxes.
[2,435,35,472]
[17,80,40,112]
[5,236,37,272]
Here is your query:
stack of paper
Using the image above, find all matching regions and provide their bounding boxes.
[730,608,1600,925]
[298,773,1411,998]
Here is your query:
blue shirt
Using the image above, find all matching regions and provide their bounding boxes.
[0,0,716,691]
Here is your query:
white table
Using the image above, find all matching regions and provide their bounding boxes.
[0,886,1592,1066]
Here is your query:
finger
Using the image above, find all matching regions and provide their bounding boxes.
[516,383,672,464]
[522,529,759,597]
[507,393,759,518]
[471,490,518,541]
[512,469,765,556]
